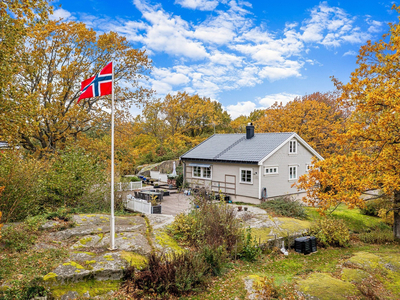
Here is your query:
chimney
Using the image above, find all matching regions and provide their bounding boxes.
[246,122,254,139]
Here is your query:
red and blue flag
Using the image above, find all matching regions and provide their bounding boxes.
[78,62,113,103]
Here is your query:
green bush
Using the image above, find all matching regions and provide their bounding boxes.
[200,244,228,276]
[238,227,261,262]
[359,227,395,244]
[130,176,141,182]
[258,196,307,219]
[360,199,386,216]
[1,215,46,252]
[309,218,350,247]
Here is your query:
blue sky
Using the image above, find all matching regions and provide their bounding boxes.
[52,0,398,118]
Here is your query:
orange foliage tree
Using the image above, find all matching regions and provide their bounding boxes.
[254,92,346,158]
[0,186,3,239]
[296,6,400,238]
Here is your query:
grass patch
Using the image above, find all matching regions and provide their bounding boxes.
[305,204,385,233]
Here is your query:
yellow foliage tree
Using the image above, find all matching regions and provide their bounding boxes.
[2,20,152,156]
[0,186,4,239]
[296,6,400,239]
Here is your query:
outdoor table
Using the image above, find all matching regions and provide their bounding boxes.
[138,191,163,201]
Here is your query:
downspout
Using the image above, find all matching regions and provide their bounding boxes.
[258,164,262,199]
[183,161,186,187]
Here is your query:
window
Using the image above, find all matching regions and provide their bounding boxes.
[265,166,278,174]
[289,166,297,180]
[193,166,212,179]
[289,140,297,154]
[203,167,211,178]
[306,164,311,172]
[240,168,253,184]
[193,166,201,177]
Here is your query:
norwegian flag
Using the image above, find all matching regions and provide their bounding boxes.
[77,62,113,103]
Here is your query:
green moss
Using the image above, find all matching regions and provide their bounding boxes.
[73,251,96,256]
[81,218,87,222]
[341,268,369,283]
[43,272,58,281]
[63,261,84,269]
[97,233,104,243]
[103,254,114,261]
[121,251,148,270]
[154,230,184,254]
[85,260,96,264]
[297,273,360,300]
[250,228,275,242]
[276,217,311,234]
[51,280,120,298]
[79,236,93,245]
[97,228,102,231]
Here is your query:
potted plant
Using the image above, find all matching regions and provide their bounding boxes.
[238,206,243,212]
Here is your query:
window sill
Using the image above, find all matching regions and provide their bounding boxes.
[240,181,253,185]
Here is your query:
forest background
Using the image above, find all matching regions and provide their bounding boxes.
[1,0,400,239]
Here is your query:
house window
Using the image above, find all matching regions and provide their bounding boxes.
[289,140,297,154]
[289,166,297,180]
[193,166,212,179]
[240,168,253,184]
[193,166,201,177]
[265,166,278,174]
[203,167,211,178]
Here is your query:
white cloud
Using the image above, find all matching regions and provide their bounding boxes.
[50,8,74,21]
[343,50,358,56]
[67,0,383,102]
[226,101,257,119]
[175,0,220,11]
[257,92,300,107]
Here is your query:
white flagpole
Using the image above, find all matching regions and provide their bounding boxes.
[110,61,116,250]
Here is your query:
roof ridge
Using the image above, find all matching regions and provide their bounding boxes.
[213,136,246,159]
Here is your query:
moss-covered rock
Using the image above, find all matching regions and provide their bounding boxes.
[153,230,184,254]
[50,279,120,299]
[120,251,148,270]
[341,268,370,283]
[297,273,360,300]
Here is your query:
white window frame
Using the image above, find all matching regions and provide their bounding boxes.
[264,166,279,175]
[288,165,298,180]
[192,166,212,180]
[289,140,297,154]
[240,168,253,184]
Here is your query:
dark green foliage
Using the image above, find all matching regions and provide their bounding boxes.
[360,200,382,216]
[359,227,395,244]
[127,251,208,297]
[129,176,141,182]
[258,196,307,219]
[238,227,261,262]
[200,244,228,276]
[175,174,183,189]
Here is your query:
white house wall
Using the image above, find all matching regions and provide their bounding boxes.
[185,162,260,198]
[261,137,314,198]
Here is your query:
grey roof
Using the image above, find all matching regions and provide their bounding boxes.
[181,132,295,164]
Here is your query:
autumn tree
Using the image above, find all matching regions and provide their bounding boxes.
[296,6,400,239]
[2,20,152,155]
[254,92,345,157]
[0,0,50,142]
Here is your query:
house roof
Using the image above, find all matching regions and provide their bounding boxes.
[181,132,324,164]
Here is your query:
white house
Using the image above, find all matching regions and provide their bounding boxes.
[180,123,323,204]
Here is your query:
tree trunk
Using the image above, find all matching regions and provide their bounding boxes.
[394,190,400,240]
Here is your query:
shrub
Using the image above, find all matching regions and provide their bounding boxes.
[360,199,391,217]
[130,176,141,182]
[238,228,261,262]
[1,215,47,252]
[258,196,307,219]
[309,218,350,247]
[200,244,228,276]
[169,198,242,251]
[359,227,395,244]
[127,251,208,297]
[378,208,394,226]
[253,276,299,299]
